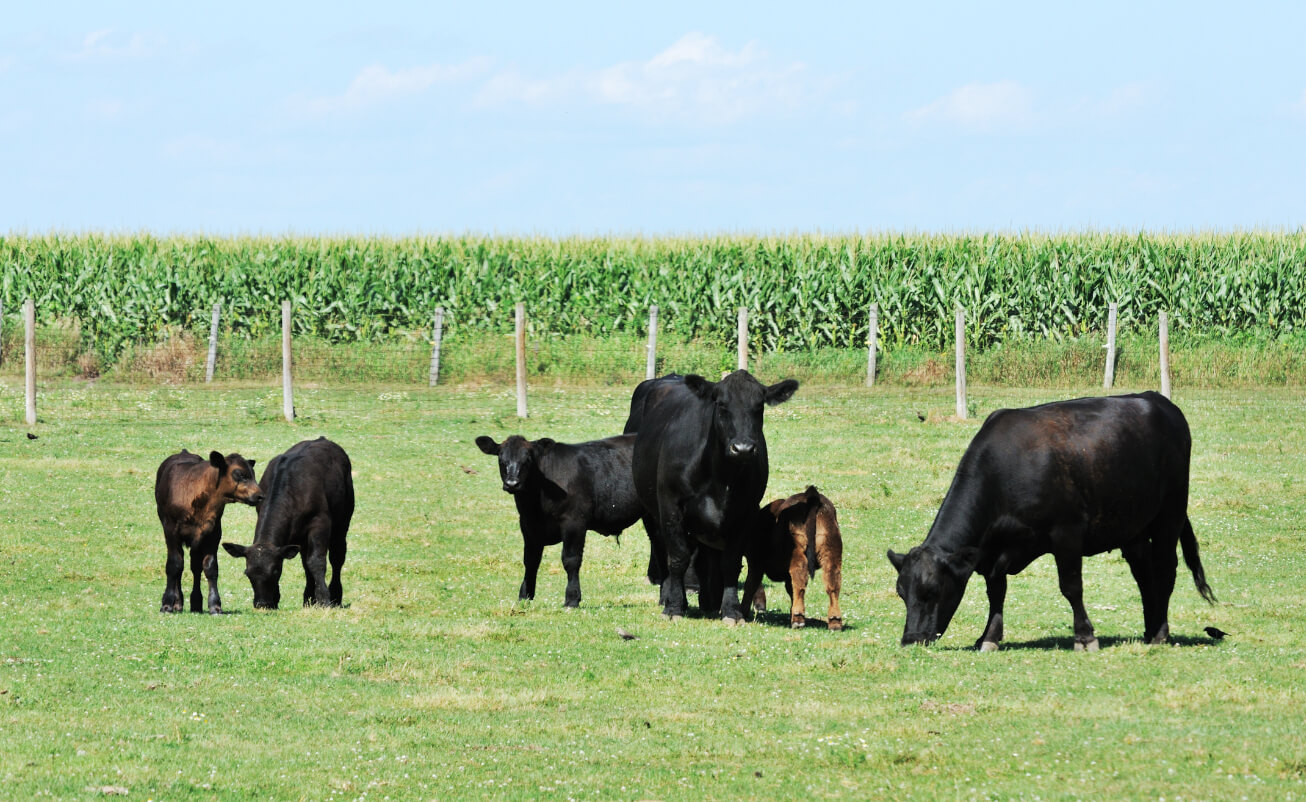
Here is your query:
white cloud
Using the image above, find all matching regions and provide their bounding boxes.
[477,32,818,125]
[907,81,1159,134]
[297,59,490,116]
[906,81,1036,133]
[66,29,159,61]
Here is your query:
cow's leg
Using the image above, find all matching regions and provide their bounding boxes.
[822,563,844,632]
[188,547,206,612]
[302,550,315,606]
[645,520,666,586]
[328,533,347,607]
[519,537,544,601]
[560,525,586,608]
[816,517,843,631]
[1121,540,1160,643]
[303,517,332,607]
[201,551,222,614]
[659,511,690,619]
[740,560,764,622]
[975,573,1007,651]
[696,547,723,618]
[161,532,185,613]
[788,544,809,629]
[1054,553,1097,652]
[1146,533,1179,645]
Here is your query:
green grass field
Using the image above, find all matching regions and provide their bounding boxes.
[1,379,1304,800]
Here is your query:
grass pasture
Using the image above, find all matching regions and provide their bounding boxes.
[1,380,1304,800]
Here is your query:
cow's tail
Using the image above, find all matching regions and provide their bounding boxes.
[803,486,820,577]
[1179,516,1217,604]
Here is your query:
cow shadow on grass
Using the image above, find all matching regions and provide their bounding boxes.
[963,633,1217,651]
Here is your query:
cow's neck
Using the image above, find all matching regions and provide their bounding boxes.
[921,473,991,555]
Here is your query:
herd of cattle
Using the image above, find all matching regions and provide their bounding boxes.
[153,370,1217,649]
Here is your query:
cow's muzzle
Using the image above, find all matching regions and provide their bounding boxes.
[502,480,523,494]
[900,632,938,647]
[728,441,756,457]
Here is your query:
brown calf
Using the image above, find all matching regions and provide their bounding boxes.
[743,485,844,630]
[155,450,263,613]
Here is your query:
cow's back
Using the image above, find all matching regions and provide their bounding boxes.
[959,391,1190,553]
[155,451,210,522]
[255,438,354,545]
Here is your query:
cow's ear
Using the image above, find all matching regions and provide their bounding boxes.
[209,451,228,472]
[683,374,714,400]
[887,549,906,573]
[775,492,809,516]
[945,547,981,578]
[248,459,256,471]
[279,545,301,560]
[533,438,556,454]
[475,436,501,455]
[223,543,248,559]
[764,379,799,406]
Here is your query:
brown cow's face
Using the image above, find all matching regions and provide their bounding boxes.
[685,371,798,462]
[222,542,301,609]
[887,546,979,646]
[210,451,263,506]
[476,435,555,494]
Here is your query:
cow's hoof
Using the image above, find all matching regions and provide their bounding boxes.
[209,607,223,616]
[1074,638,1100,653]
[979,640,1000,653]
[663,614,683,622]
[722,616,743,627]
[790,617,806,629]
[828,617,844,632]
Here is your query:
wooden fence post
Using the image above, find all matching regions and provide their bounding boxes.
[1103,302,1117,389]
[515,302,528,418]
[428,307,445,387]
[25,298,36,426]
[865,303,878,388]
[282,300,294,422]
[645,305,658,381]
[737,307,748,372]
[205,302,221,383]
[1159,311,1171,399]
[955,305,967,419]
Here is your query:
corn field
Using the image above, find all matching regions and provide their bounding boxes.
[2,232,1304,361]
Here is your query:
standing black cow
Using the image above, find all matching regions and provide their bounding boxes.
[887,392,1216,651]
[475,433,643,607]
[223,437,354,609]
[632,370,798,623]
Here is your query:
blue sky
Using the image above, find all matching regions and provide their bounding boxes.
[4,2,1306,235]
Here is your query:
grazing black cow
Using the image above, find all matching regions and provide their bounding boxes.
[887,392,1216,651]
[155,450,263,614]
[632,370,799,623]
[223,437,354,609]
[475,433,643,607]
[743,485,844,630]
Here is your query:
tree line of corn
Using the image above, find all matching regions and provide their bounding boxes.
[1,232,1304,361]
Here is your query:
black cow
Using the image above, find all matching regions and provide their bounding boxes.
[155,450,263,614]
[887,392,1216,651]
[223,437,354,609]
[475,433,643,607]
[632,370,798,623]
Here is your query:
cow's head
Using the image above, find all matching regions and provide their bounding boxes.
[476,435,555,494]
[211,451,263,506]
[887,545,979,646]
[222,541,301,609]
[683,371,798,461]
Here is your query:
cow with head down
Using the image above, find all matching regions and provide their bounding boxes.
[223,437,354,610]
[888,392,1216,651]
[155,449,263,614]
[631,370,798,624]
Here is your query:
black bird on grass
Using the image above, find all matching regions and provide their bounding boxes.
[1204,626,1229,640]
